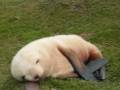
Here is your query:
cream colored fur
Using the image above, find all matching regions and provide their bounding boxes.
[11,35,102,81]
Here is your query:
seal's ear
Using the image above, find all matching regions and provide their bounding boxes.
[57,46,86,76]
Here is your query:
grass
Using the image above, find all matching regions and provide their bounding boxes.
[0,0,120,90]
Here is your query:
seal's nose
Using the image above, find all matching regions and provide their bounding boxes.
[34,75,40,81]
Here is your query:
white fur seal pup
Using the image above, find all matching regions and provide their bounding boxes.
[11,35,103,81]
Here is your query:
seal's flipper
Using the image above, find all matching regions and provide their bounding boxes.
[85,59,107,80]
[79,59,107,80]
[58,46,107,81]
[99,67,106,80]
[94,67,106,80]
[86,59,107,73]
[58,46,97,80]
[57,46,89,79]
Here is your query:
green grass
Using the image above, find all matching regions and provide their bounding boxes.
[0,0,120,90]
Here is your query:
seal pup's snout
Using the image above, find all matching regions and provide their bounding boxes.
[34,75,40,81]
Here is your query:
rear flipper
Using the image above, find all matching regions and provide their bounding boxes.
[58,46,107,81]
[81,59,107,80]
[94,66,106,80]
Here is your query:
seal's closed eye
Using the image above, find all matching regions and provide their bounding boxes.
[36,59,40,64]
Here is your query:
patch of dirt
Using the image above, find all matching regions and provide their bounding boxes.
[80,32,95,40]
